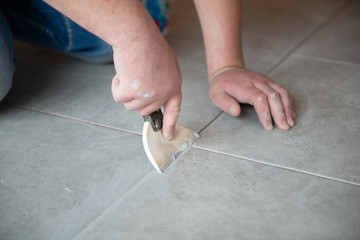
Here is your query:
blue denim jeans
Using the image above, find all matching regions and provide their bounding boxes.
[0,0,170,101]
[0,8,15,101]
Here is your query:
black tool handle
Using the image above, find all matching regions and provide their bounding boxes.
[143,109,163,132]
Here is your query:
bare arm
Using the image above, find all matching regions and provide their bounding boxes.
[44,0,182,140]
[44,0,157,50]
[193,0,244,76]
[194,0,295,130]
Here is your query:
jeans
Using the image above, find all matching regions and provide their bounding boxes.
[0,0,170,101]
[0,8,15,101]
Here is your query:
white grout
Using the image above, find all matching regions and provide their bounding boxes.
[291,54,360,67]
[193,146,360,187]
[265,0,355,76]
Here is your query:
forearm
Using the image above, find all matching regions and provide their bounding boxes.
[44,0,163,50]
[193,0,244,79]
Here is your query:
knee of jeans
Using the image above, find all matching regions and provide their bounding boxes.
[0,10,15,101]
[69,39,114,63]
[0,59,14,101]
[0,73,13,101]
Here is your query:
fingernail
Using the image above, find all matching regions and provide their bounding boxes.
[288,118,295,127]
[266,120,273,131]
[282,120,290,130]
[229,105,237,116]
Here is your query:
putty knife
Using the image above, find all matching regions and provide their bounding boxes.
[142,109,200,173]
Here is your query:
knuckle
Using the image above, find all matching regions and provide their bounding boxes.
[277,111,286,119]
[167,99,182,115]
[220,100,230,111]
[256,93,267,103]
[170,106,181,116]
[124,104,135,111]
[112,94,121,102]
[269,91,279,99]
[261,111,271,120]
[278,87,289,96]
[139,109,150,116]
[165,120,176,129]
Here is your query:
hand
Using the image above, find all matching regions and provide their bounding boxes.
[209,67,296,130]
[111,35,182,140]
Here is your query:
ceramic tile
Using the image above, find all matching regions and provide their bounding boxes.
[196,56,360,184]
[241,0,348,51]
[75,149,360,240]
[242,0,349,72]
[165,35,206,66]
[166,35,285,74]
[168,0,348,74]
[168,0,202,41]
[0,104,152,240]
[4,50,221,134]
[14,50,116,76]
[296,1,360,64]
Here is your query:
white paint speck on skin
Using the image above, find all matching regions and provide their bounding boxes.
[143,89,155,98]
[65,187,72,192]
[131,79,141,90]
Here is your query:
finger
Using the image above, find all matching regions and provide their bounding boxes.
[123,97,153,112]
[268,82,295,127]
[162,93,182,141]
[224,85,273,130]
[290,95,296,119]
[250,91,274,131]
[111,75,133,103]
[254,83,290,130]
[210,88,241,117]
[138,102,163,116]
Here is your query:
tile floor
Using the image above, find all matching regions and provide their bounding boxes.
[1,0,360,239]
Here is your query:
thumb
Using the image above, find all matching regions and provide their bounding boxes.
[210,88,241,117]
[162,93,182,141]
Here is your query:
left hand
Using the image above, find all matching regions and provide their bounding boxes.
[209,67,296,130]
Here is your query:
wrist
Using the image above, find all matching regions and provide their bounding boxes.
[110,9,162,52]
[209,64,244,83]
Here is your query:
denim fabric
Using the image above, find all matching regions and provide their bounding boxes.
[0,9,15,101]
[143,0,170,32]
[1,0,113,64]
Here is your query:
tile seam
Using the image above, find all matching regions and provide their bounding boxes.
[264,0,355,76]
[291,54,360,67]
[2,102,158,238]
[4,103,142,136]
[193,146,360,187]
[70,172,154,240]
[198,111,224,134]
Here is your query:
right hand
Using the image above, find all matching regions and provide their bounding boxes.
[111,34,182,140]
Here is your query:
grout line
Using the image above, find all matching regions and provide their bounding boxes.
[264,0,355,76]
[193,146,360,187]
[291,54,360,67]
[198,111,224,134]
[5,103,142,136]
[71,172,154,240]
